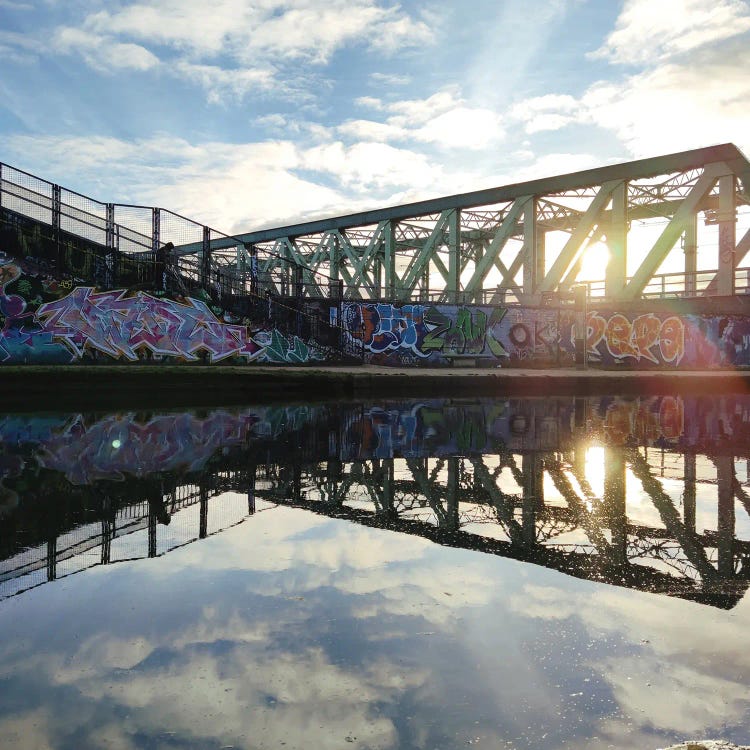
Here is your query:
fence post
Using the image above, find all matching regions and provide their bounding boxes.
[201,226,211,289]
[52,183,62,271]
[106,202,116,288]
[152,208,163,289]
[294,263,303,300]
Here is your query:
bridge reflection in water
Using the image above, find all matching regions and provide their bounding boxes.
[2,395,750,608]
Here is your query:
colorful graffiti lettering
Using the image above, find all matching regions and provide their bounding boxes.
[0,259,327,365]
[423,306,508,356]
[37,288,263,362]
[253,329,322,364]
[347,302,513,362]
[586,312,685,364]
[357,303,426,356]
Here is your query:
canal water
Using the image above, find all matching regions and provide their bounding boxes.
[1,395,749,749]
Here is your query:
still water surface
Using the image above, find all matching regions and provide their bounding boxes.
[1,395,750,749]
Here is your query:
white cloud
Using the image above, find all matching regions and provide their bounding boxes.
[580,50,750,157]
[370,71,411,86]
[337,118,405,142]
[412,106,504,149]
[344,87,505,151]
[511,93,580,134]
[0,30,39,64]
[254,113,288,129]
[41,0,434,103]
[591,0,750,65]
[505,5,750,158]
[174,61,275,103]
[2,133,344,231]
[83,0,432,64]
[354,95,385,110]
[301,140,442,192]
[52,26,159,72]
[387,88,462,125]
[84,0,259,56]
[510,583,750,736]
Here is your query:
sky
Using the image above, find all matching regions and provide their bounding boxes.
[1,0,749,237]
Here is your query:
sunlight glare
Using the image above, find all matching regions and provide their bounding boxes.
[578,242,609,282]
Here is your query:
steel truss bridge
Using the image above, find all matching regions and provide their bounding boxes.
[2,143,749,306]
[174,143,750,305]
[3,442,749,609]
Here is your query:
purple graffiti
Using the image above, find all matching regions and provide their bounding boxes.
[37,288,263,362]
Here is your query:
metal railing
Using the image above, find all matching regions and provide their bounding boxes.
[0,161,337,300]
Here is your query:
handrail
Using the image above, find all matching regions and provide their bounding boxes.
[0,162,339,293]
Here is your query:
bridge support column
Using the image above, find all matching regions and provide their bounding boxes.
[522,453,542,546]
[329,232,340,297]
[248,463,257,514]
[46,537,57,582]
[52,184,62,271]
[373,255,382,298]
[606,181,627,298]
[604,447,627,564]
[522,199,538,301]
[445,457,460,531]
[384,221,396,299]
[379,458,395,516]
[447,209,461,305]
[106,203,117,288]
[717,174,737,296]
[716,454,735,576]
[101,515,113,565]
[683,215,697,296]
[200,485,208,539]
[683,453,696,532]
[148,506,157,558]
[201,226,211,288]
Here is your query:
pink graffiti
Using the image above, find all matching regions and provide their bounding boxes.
[37,288,262,362]
[587,312,685,364]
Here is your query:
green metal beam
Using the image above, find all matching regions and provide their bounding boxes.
[622,161,730,300]
[538,181,619,294]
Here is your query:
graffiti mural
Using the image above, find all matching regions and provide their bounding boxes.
[342,302,750,369]
[5,232,750,370]
[586,313,685,364]
[37,288,263,362]
[344,302,563,365]
[0,260,324,365]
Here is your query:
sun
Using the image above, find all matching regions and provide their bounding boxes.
[577,241,610,283]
